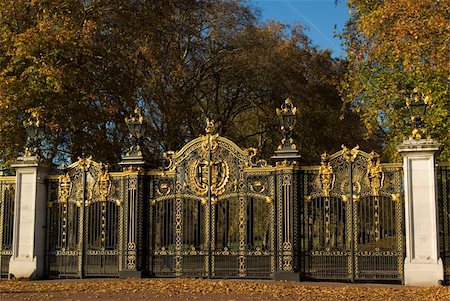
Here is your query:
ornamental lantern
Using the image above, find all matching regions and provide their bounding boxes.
[406,88,430,140]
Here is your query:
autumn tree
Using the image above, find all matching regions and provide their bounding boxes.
[0,0,376,168]
[340,0,449,160]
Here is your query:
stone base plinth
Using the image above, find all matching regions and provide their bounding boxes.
[119,270,143,278]
[404,259,444,286]
[274,271,299,281]
[9,256,42,279]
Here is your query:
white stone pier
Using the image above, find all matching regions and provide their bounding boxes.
[398,139,443,286]
[8,156,48,279]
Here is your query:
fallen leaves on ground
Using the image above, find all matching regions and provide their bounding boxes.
[0,279,449,301]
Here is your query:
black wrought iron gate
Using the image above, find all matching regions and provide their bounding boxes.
[300,146,404,282]
[0,178,14,279]
[46,158,122,278]
[149,124,275,278]
[438,164,450,283]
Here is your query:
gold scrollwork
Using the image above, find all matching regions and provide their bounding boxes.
[188,158,229,197]
[201,133,219,155]
[249,180,266,194]
[156,183,171,196]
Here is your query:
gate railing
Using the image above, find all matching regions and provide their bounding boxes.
[438,163,450,283]
[46,158,125,278]
[299,147,404,283]
[0,176,15,279]
[146,130,277,279]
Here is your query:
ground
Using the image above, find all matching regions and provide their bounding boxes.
[0,279,449,301]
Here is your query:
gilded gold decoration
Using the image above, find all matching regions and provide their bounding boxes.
[238,197,246,277]
[96,163,111,201]
[342,145,359,162]
[282,241,293,271]
[58,173,72,202]
[367,151,384,196]
[201,133,219,155]
[163,151,175,171]
[249,180,266,193]
[276,98,298,150]
[127,242,136,270]
[187,158,229,197]
[205,118,218,134]
[156,183,171,196]
[301,147,404,281]
[406,87,430,140]
[319,152,334,197]
[142,119,276,278]
[391,193,400,202]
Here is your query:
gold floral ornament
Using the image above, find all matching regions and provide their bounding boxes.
[406,87,431,140]
[367,151,384,197]
[276,98,298,151]
[319,152,334,197]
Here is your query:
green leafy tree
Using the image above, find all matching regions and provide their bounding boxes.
[340,0,449,160]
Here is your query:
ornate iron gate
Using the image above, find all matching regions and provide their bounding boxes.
[149,120,275,278]
[46,158,123,278]
[438,164,450,283]
[0,178,14,279]
[300,146,404,282]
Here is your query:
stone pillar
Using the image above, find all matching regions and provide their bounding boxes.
[9,156,48,279]
[398,139,443,286]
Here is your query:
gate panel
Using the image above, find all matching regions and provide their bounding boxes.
[47,179,81,278]
[152,198,176,277]
[245,197,274,278]
[149,125,276,278]
[212,197,242,278]
[438,164,450,283]
[181,198,206,277]
[46,159,122,278]
[301,147,404,282]
[84,201,120,276]
[0,179,15,279]
[303,196,349,280]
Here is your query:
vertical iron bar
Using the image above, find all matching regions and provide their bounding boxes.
[207,134,212,278]
[79,170,86,278]
[349,161,355,282]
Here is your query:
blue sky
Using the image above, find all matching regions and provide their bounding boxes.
[250,0,349,58]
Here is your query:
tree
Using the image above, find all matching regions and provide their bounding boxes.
[0,0,139,165]
[0,0,376,168]
[340,0,449,160]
